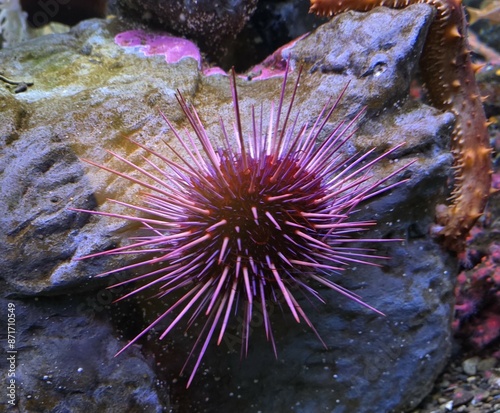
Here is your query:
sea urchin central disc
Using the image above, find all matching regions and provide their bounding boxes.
[73,66,409,387]
[192,153,327,268]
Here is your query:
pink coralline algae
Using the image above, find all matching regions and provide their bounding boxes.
[246,35,307,81]
[453,172,500,351]
[115,30,202,68]
[454,241,500,350]
[114,29,305,80]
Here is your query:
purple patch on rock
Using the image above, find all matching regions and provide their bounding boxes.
[203,67,227,77]
[115,30,202,68]
[246,34,308,81]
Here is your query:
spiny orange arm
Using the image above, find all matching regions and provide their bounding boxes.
[310,0,492,251]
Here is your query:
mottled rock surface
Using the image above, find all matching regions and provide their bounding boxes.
[0,294,167,412]
[114,0,259,67]
[0,5,457,413]
[111,0,326,71]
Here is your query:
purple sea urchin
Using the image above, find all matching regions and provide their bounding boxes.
[74,67,409,387]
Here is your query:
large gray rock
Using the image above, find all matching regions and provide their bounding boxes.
[0,5,456,413]
[0,293,167,412]
[113,0,259,67]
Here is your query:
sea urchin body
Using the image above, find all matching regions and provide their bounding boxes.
[74,67,408,387]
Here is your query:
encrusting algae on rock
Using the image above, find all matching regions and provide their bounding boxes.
[310,0,493,252]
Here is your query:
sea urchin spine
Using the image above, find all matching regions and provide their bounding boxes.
[73,66,409,387]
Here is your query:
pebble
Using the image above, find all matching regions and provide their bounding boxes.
[472,390,490,404]
[463,356,481,375]
[439,379,451,388]
[453,388,474,406]
[478,357,497,372]
[418,355,500,413]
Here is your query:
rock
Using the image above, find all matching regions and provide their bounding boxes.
[452,388,475,407]
[454,243,500,349]
[463,356,481,375]
[478,357,498,372]
[233,0,322,71]
[0,5,457,413]
[111,0,325,71]
[443,400,454,411]
[113,0,259,67]
[0,293,167,412]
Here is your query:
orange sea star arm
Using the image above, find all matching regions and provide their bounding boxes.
[310,0,492,251]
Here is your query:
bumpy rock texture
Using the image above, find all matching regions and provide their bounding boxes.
[114,0,259,68]
[112,0,322,71]
[0,5,457,413]
[0,294,167,412]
